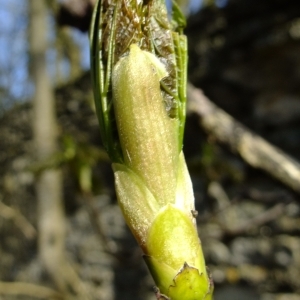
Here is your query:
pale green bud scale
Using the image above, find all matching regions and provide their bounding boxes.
[112,162,159,247]
[112,44,179,207]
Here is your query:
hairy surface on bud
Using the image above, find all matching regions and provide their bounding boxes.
[112,44,179,207]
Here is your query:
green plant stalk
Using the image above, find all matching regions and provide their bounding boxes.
[90,0,213,299]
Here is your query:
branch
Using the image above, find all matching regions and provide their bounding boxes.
[56,0,95,32]
[187,84,300,194]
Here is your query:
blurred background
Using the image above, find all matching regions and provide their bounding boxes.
[1,0,300,299]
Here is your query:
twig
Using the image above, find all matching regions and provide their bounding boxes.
[0,281,62,299]
[207,181,289,235]
[187,84,300,194]
[224,202,286,236]
[0,201,36,239]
